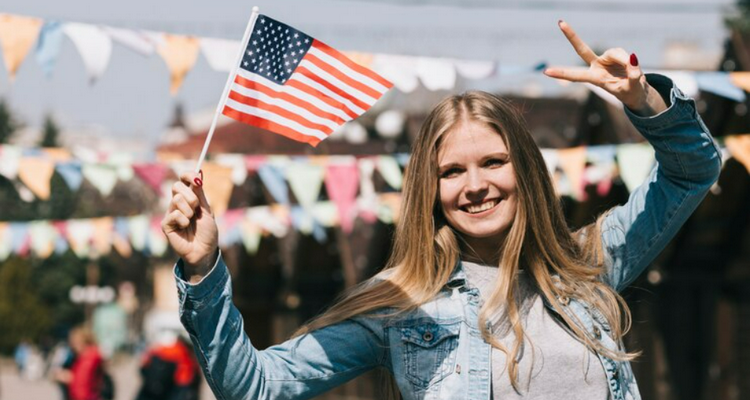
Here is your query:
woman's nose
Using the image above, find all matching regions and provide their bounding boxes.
[465,168,488,194]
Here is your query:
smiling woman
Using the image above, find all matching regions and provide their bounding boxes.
[162,21,722,400]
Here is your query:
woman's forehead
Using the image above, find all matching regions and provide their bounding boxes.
[438,120,508,161]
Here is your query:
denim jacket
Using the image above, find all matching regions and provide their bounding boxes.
[174,74,722,400]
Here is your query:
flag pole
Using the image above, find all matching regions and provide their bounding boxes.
[194,6,260,174]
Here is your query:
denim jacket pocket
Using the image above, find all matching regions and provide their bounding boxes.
[398,319,461,390]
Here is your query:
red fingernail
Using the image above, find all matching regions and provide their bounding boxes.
[194,177,203,187]
[630,53,639,67]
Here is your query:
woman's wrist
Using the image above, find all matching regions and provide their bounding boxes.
[624,83,668,117]
[184,248,219,284]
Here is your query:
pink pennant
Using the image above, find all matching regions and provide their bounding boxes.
[222,208,244,231]
[133,163,170,195]
[244,155,268,172]
[325,163,360,233]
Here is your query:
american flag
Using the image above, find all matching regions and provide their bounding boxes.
[222,14,393,147]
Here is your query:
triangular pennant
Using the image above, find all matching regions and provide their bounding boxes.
[215,154,248,185]
[128,215,149,252]
[376,155,403,190]
[240,220,261,255]
[616,143,656,192]
[10,223,30,257]
[0,222,10,261]
[311,201,338,228]
[325,161,359,233]
[133,163,170,195]
[0,14,43,80]
[725,135,750,174]
[201,162,234,216]
[156,34,200,95]
[0,145,22,180]
[63,23,113,83]
[455,59,496,80]
[29,221,56,258]
[290,205,315,235]
[200,37,240,72]
[416,57,456,91]
[66,219,94,258]
[82,163,118,197]
[285,162,324,209]
[102,26,155,56]
[18,157,55,200]
[377,193,402,224]
[372,54,419,93]
[257,164,289,205]
[148,217,167,256]
[92,217,113,257]
[557,146,587,200]
[35,21,64,78]
[56,162,84,191]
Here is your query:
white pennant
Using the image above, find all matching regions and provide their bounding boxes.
[200,37,241,72]
[63,23,112,82]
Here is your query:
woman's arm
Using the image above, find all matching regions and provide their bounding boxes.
[598,74,722,291]
[175,253,388,400]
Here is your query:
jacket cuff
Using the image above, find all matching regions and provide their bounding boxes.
[173,250,228,303]
[624,73,696,133]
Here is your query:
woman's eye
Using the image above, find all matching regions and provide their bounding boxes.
[485,158,506,167]
[440,168,460,178]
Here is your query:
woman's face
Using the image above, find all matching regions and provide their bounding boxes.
[437,119,518,245]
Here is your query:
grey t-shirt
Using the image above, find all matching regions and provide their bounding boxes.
[462,261,611,400]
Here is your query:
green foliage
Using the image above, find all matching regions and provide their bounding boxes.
[35,251,86,336]
[39,114,61,148]
[0,100,20,144]
[0,257,52,353]
[726,0,750,32]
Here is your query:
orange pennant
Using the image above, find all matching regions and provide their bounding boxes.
[0,14,42,80]
[726,134,750,174]
[557,146,587,200]
[201,162,234,216]
[157,34,200,95]
[18,157,55,200]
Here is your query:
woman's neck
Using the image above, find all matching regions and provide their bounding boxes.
[459,234,504,266]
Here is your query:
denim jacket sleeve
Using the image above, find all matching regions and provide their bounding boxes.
[600,74,722,292]
[174,254,389,400]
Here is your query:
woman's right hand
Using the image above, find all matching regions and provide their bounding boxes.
[161,172,219,281]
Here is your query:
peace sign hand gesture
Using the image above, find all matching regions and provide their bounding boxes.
[544,20,667,117]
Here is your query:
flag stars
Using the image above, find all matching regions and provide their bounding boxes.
[294,33,299,38]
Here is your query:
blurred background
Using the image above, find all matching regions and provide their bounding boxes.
[0,0,749,399]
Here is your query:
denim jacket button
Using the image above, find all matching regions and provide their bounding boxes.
[558,296,570,306]
[423,332,434,342]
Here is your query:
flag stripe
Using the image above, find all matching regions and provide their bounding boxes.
[299,59,377,106]
[236,68,354,121]
[234,72,349,125]
[295,65,370,112]
[284,78,359,120]
[223,106,322,147]
[306,52,384,100]
[308,46,390,94]
[312,40,393,89]
[227,91,335,135]
[224,98,329,141]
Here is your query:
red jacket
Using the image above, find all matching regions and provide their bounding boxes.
[69,346,103,400]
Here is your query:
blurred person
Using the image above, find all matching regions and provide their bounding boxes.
[162,21,722,400]
[135,331,201,400]
[13,340,30,375]
[55,327,113,400]
[49,340,76,400]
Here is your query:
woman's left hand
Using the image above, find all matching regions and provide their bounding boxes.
[543,20,667,116]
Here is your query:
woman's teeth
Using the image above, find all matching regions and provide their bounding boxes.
[466,200,498,214]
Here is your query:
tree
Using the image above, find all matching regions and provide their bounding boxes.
[0,100,20,144]
[39,114,61,147]
[0,257,52,353]
[727,0,750,31]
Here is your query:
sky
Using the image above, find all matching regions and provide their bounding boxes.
[0,0,737,154]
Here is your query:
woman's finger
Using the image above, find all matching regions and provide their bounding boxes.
[558,20,597,65]
[179,172,213,216]
[543,67,595,84]
[171,193,195,220]
[162,209,191,233]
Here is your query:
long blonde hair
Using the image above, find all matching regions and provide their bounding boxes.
[296,91,636,391]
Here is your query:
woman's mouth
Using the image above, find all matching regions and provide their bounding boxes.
[461,199,500,214]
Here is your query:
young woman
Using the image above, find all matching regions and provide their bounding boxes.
[162,21,721,400]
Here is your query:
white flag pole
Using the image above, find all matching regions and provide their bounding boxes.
[194,6,260,174]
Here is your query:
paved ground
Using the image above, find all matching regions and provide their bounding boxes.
[0,357,215,400]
